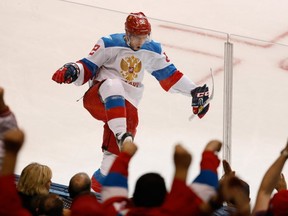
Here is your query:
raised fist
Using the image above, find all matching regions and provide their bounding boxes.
[3,129,25,153]
[52,63,79,84]
[191,84,210,118]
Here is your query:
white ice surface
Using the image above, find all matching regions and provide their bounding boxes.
[1,0,288,207]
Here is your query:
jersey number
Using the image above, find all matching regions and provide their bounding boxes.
[89,44,100,55]
[163,52,170,62]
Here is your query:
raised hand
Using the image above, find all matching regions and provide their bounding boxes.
[191,84,210,118]
[122,140,138,157]
[275,173,287,192]
[204,139,222,153]
[173,144,192,181]
[3,129,25,153]
[52,63,79,84]
[174,144,192,170]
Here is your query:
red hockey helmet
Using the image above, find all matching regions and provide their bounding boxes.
[125,12,151,35]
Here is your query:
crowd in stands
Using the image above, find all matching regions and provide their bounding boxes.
[1,86,288,216]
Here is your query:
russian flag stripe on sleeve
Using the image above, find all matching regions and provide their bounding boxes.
[101,152,131,202]
[102,172,128,188]
[193,170,218,189]
[189,151,220,202]
[191,170,218,202]
[152,65,184,91]
[79,58,99,77]
[152,64,177,81]
[159,71,183,91]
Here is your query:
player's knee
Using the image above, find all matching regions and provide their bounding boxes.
[102,78,123,89]
[99,79,125,99]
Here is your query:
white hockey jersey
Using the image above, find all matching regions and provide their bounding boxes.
[74,33,196,107]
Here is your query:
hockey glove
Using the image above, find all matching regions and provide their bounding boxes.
[52,63,80,84]
[191,84,210,119]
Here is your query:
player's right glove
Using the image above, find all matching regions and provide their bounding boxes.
[191,84,210,119]
[52,63,80,84]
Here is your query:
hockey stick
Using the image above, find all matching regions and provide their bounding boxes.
[189,68,215,121]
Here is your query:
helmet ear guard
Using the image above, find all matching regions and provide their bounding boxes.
[125,12,151,35]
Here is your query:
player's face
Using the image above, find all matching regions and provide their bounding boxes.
[128,34,150,51]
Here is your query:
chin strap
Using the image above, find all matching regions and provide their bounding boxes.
[125,35,131,47]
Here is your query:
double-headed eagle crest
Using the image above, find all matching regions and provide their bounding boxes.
[120,55,142,81]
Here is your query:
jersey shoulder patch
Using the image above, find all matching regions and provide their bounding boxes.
[101,33,127,48]
[141,40,162,54]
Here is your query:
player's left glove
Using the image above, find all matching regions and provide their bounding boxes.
[191,84,210,119]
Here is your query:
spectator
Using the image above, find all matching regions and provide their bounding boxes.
[0,129,30,215]
[51,11,211,194]
[0,86,18,171]
[189,140,224,215]
[212,160,251,216]
[101,139,222,215]
[131,172,167,208]
[0,87,68,216]
[68,172,92,199]
[37,193,65,216]
[216,174,251,216]
[252,139,288,216]
[0,129,73,216]
[17,162,52,215]
[69,193,106,216]
[190,140,222,203]
[68,172,105,215]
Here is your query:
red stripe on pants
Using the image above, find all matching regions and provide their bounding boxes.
[83,81,138,155]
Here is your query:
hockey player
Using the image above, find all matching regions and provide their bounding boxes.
[0,87,18,171]
[52,12,210,195]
